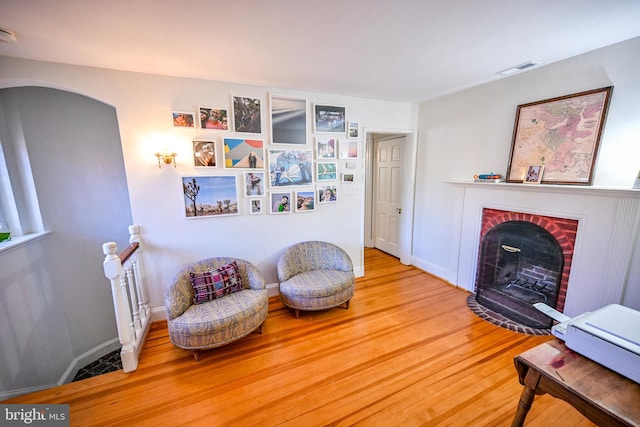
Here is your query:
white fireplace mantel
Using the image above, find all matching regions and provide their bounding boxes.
[447,180,640,317]
[446,180,640,198]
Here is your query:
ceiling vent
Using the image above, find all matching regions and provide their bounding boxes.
[496,61,540,77]
[0,28,17,44]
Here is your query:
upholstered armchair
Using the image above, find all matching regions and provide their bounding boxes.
[277,241,355,318]
[165,257,268,361]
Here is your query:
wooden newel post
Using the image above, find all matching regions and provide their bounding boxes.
[102,241,136,368]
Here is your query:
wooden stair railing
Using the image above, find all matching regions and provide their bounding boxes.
[102,225,151,372]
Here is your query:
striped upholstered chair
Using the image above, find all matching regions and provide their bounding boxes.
[277,241,355,318]
[165,257,268,361]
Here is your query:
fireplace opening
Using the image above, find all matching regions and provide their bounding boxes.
[475,220,563,329]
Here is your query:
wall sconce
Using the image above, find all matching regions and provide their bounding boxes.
[154,149,177,168]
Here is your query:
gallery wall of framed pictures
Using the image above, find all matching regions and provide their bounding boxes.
[172,93,360,218]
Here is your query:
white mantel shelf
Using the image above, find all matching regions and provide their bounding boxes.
[445,180,640,198]
[450,178,640,316]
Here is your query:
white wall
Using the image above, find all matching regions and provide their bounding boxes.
[413,36,640,310]
[0,87,132,397]
[0,56,419,316]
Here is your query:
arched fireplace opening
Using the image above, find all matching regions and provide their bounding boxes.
[475,221,564,329]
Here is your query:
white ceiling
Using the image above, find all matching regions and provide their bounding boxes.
[2,0,640,103]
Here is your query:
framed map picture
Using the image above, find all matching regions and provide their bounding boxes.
[505,86,613,185]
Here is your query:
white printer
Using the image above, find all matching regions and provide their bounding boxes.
[534,303,640,384]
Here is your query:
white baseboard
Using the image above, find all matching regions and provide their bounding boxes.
[150,306,167,322]
[0,384,58,401]
[266,282,279,298]
[354,266,364,277]
[411,255,457,286]
[58,338,121,385]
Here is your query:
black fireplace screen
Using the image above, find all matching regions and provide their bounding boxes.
[475,221,563,328]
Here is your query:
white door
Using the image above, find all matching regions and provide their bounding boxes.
[373,136,404,257]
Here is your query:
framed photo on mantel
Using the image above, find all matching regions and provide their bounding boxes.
[505,86,613,185]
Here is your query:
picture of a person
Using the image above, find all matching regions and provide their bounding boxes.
[278,195,289,212]
[246,172,262,195]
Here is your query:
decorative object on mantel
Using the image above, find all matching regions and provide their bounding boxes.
[505,86,613,185]
[523,165,544,184]
[474,173,504,183]
[633,170,640,189]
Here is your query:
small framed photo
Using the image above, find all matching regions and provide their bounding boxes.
[270,94,307,145]
[193,140,216,167]
[318,185,337,204]
[339,140,359,159]
[341,173,355,183]
[244,172,265,197]
[249,199,262,215]
[523,165,544,184]
[199,107,228,130]
[182,176,238,218]
[633,170,640,189]
[295,190,315,212]
[270,192,292,214]
[348,121,359,138]
[223,138,264,169]
[316,162,337,181]
[232,95,262,134]
[313,104,346,134]
[315,137,337,159]
[172,111,195,128]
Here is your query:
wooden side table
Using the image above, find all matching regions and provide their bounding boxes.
[512,339,640,426]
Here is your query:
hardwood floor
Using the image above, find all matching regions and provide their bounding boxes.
[5,249,596,426]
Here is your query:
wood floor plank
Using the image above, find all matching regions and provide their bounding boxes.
[3,249,597,426]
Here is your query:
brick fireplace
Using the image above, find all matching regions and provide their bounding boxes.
[450,182,639,320]
[474,208,578,328]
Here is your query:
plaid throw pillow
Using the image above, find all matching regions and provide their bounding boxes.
[189,261,244,304]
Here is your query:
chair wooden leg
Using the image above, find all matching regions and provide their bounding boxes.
[193,350,200,362]
[344,299,351,310]
[294,309,300,319]
[257,322,264,334]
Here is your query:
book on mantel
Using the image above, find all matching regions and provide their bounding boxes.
[474,173,504,183]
